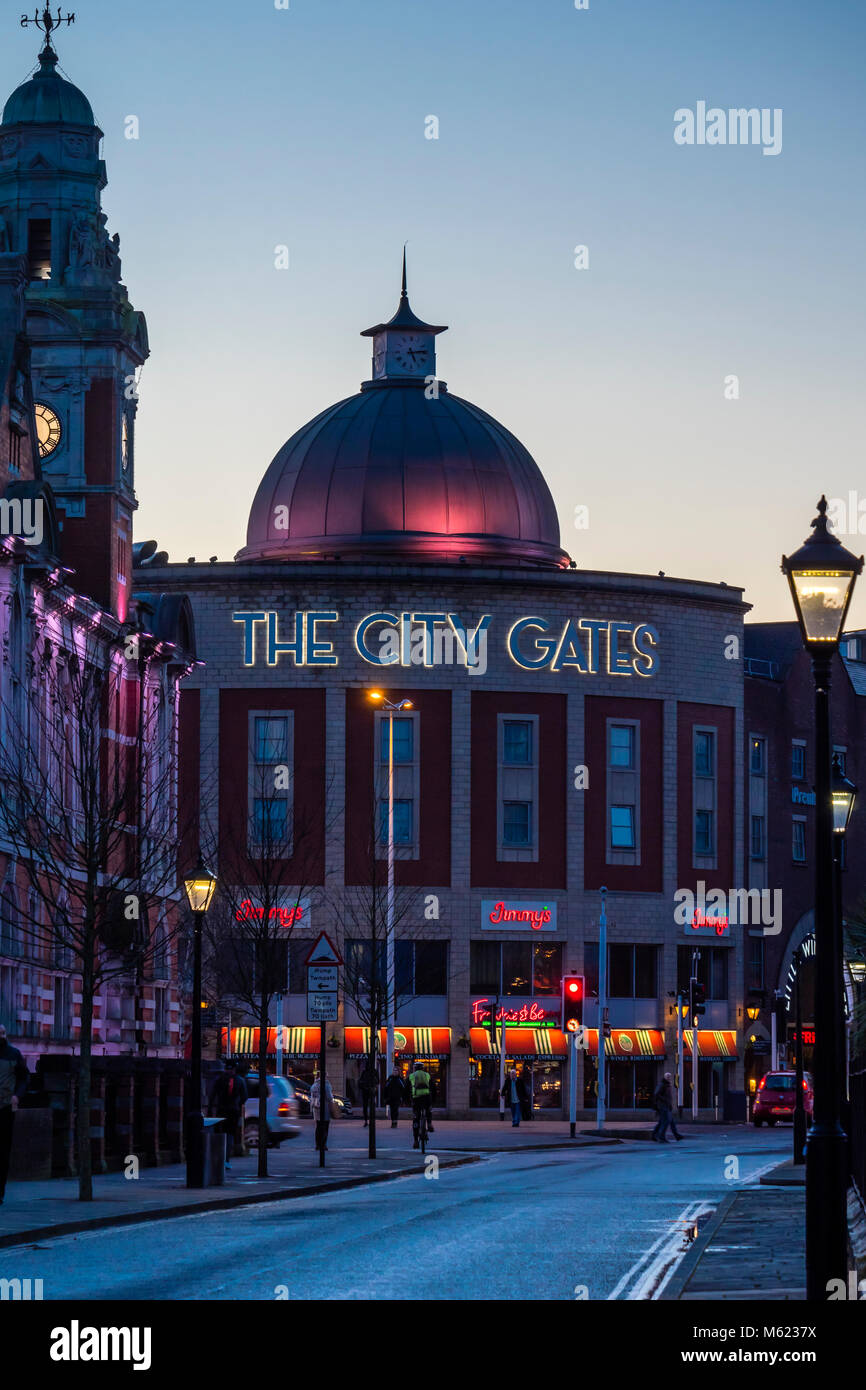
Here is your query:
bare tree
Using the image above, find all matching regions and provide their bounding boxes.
[0,615,192,1200]
[333,794,433,1160]
[201,728,332,1178]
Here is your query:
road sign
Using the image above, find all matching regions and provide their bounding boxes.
[307,991,338,1022]
[307,964,338,993]
[304,932,343,966]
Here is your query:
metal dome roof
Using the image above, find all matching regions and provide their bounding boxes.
[238,381,569,568]
[2,48,95,128]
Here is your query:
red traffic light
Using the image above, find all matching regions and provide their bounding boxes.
[561,975,585,1031]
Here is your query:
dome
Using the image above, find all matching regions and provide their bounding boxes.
[238,383,569,568]
[2,48,95,128]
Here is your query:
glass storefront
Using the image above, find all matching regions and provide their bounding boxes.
[469,1057,562,1111]
[583,1059,658,1109]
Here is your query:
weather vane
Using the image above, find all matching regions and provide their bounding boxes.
[20,7,76,53]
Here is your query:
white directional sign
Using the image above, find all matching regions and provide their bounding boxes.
[306,933,341,1023]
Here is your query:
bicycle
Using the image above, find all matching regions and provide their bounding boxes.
[414,1102,429,1155]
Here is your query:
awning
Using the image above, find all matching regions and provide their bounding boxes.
[469,1027,568,1058]
[684,1029,738,1058]
[221,1027,322,1057]
[344,1027,452,1059]
[585,1029,667,1060]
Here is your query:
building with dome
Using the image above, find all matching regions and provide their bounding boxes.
[139,258,750,1118]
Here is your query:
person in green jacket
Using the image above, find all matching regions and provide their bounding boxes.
[408,1061,435,1148]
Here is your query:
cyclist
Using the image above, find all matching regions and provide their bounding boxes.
[408,1061,435,1149]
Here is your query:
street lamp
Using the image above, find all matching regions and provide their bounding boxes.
[367,691,413,1079]
[183,853,217,1187]
[745,1003,761,1023]
[782,496,863,1299]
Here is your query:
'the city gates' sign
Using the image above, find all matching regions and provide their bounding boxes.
[232,610,660,676]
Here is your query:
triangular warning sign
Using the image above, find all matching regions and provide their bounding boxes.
[304,931,342,966]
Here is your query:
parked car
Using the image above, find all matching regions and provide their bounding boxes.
[243,1073,301,1147]
[753,1070,813,1126]
[287,1075,354,1118]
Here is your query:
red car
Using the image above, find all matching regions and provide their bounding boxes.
[753,1070,813,1126]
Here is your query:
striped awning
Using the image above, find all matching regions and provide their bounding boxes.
[221,1027,322,1057]
[469,1027,568,1058]
[344,1027,452,1059]
[684,1029,738,1058]
[585,1029,666,1060]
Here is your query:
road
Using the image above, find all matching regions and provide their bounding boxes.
[4,1129,789,1301]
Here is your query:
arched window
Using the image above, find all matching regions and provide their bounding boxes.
[1,875,20,958]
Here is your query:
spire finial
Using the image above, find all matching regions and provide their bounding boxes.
[401,244,408,301]
[20,7,76,60]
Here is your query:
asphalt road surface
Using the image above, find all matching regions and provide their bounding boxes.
[4,1129,789,1301]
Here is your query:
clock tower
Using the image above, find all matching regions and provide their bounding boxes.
[0,28,148,619]
[360,250,447,387]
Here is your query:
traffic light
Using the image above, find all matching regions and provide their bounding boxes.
[561,975,585,1032]
[688,978,706,1027]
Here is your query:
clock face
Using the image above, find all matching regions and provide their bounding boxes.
[392,334,429,373]
[121,415,130,471]
[34,402,62,459]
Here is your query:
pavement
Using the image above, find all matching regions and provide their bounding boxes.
[662,1160,807,1300]
[0,1116,621,1249]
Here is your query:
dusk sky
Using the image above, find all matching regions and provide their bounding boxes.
[5,0,865,622]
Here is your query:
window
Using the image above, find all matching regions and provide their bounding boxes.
[503,801,531,846]
[634,945,658,997]
[791,743,806,780]
[249,711,292,854]
[379,798,413,845]
[609,724,636,769]
[288,938,311,994]
[609,944,658,998]
[8,427,22,474]
[0,880,19,958]
[153,986,168,1044]
[469,941,562,997]
[0,964,16,1032]
[27,218,51,280]
[792,819,806,862]
[413,942,448,995]
[695,731,715,777]
[532,943,562,995]
[610,804,635,849]
[380,716,414,764]
[503,720,532,765]
[750,737,765,774]
[750,814,765,860]
[52,975,71,1039]
[677,946,729,1000]
[834,746,847,775]
[695,809,714,856]
[747,936,764,992]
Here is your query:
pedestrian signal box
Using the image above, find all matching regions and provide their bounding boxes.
[561,975,585,1032]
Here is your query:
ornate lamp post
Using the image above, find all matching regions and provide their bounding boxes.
[782,496,863,1299]
[832,756,857,1123]
[792,947,807,1166]
[183,854,217,1188]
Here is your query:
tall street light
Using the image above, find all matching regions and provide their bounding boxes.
[183,854,217,1187]
[782,495,863,1300]
[368,691,413,1075]
[832,754,857,1122]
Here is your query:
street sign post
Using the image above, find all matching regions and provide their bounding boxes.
[304,934,343,1168]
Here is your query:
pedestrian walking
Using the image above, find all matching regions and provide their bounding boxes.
[501,1067,526,1127]
[359,1062,377,1127]
[310,1071,334,1152]
[652,1072,683,1143]
[383,1067,406,1128]
[0,1024,29,1204]
[208,1058,248,1169]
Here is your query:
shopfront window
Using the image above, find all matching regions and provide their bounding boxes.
[584,1059,658,1110]
[470,940,563,996]
[502,941,532,995]
[532,943,562,995]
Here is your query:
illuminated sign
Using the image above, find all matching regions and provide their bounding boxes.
[688,911,730,937]
[482,900,557,931]
[792,786,816,806]
[232,610,660,676]
[789,1028,815,1045]
[235,897,308,929]
[471,998,557,1028]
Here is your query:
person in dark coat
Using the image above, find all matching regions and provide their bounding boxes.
[501,1067,527,1126]
[0,1025,29,1204]
[652,1072,683,1143]
[359,1063,377,1127]
[208,1059,248,1168]
[383,1068,406,1128]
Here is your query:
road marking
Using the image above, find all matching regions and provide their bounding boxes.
[608,1199,715,1301]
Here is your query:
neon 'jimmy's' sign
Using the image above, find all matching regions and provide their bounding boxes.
[231,610,659,676]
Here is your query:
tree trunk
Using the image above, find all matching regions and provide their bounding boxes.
[77,951,95,1201]
[257,1006,269,1178]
